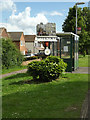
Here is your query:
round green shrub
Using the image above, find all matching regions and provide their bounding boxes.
[2,38,23,69]
[27,56,67,82]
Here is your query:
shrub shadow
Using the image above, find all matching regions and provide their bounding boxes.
[9,78,50,85]
[4,73,29,80]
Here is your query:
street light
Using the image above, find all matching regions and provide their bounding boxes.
[75,2,85,34]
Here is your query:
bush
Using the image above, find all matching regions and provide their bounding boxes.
[27,56,67,82]
[24,56,38,61]
[45,56,62,64]
[2,38,23,69]
[45,56,67,72]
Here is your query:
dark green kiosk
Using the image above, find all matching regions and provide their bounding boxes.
[56,32,79,72]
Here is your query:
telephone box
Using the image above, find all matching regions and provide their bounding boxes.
[56,32,79,72]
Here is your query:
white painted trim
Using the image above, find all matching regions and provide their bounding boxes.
[36,39,57,42]
[36,36,57,38]
[57,32,79,38]
[35,36,57,42]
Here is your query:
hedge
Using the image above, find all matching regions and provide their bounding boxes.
[2,38,23,69]
[27,56,67,82]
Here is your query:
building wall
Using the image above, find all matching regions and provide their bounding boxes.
[36,22,56,36]
[45,23,56,36]
[25,42,38,54]
[20,33,27,55]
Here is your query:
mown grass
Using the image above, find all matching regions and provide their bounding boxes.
[79,55,89,67]
[2,65,27,74]
[2,73,88,118]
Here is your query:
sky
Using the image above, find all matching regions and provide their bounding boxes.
[0,0,89,35]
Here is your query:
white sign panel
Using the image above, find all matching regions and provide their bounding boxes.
[67,41,70,44]
[64,46,68,52]
[45,47,51,55]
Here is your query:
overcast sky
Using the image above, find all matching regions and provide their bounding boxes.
[0,0,89,35]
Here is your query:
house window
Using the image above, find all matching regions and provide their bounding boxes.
[20,41,25,46]
[21,41,23,46]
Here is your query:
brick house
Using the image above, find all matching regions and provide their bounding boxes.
[24,35,38,54]
[0,27,9,38]
[8,32,27,55]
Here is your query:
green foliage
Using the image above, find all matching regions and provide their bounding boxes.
[62,6,90,55]
[2,38,23,69]
[79,31,90,56]
[62,6,83,33]
[62,6,88,33]
[45,56,60,63]
[27,56,67,82]
[24,56,38,61]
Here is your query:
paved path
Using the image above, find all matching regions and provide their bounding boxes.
[80,91,88,119]
[0,69,27,79]
[88,90,90,119]
[72,67,89,74]
[81,90,90,119]
[0,67,89,79]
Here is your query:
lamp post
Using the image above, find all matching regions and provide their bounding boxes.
[75,2,85,34]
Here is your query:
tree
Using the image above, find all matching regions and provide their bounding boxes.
[62,6,90,56]
[79,7,90,55]
[79,30,90,56]
[2,38,23,69]
[62,6,83,33]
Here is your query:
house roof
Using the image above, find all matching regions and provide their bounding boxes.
[0,27,7,36]
[8,32,23,41]
[24,35,36,42]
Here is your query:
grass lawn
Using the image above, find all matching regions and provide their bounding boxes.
[2,65,27,75]
[2,73,88,118]
[79,55,89,67]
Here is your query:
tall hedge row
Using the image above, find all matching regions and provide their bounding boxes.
[2,38,23,69]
